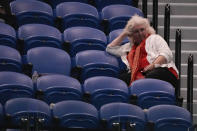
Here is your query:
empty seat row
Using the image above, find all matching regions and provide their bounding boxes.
[0,23,128,56]
[0,71,177,110]
[0,98,193,131]
[9,0,143,31]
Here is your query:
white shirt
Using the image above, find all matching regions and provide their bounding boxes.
[106,34,179,74]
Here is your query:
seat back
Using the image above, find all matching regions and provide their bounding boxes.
[146,105,193,131]
[18,24,62,53]
[73,50,120,81]
[130,78,176,109]
[52,100,99,128]
[10,0,54,25]
[0,71,34,104]
[100,102,146,131]
[5,98,51,128]
[83,76,129,109]
[94,0,133,11]
[36,74,82,104]
[26,47,71,75]
[47,0,88,8]
[64,26,107,56]
[56,2,100,30]
[0,23,16,48]
[101,4,143,31]
[108,29,129,44]
[0,45,22,72]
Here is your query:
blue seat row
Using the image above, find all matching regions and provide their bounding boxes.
[0,71,177,109]
[0,22,128,56]
[0,98,193,131]
[9,0,143,31]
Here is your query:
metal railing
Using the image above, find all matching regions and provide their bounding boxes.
[164,4,170,45]
[142,0,147,18]
[152,0,158,33]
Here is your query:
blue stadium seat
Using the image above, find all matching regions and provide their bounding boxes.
[56,2,100,30]
[100,102,146,131]
[108,29,129,44]
[72,50,120,82]
[0,71,34,104]
[0,45,22,72]
[4,98,51,129]
[129,78,176,109]
[63,26,107,56]
[18,24,62,53]
[36,74,82,104]
[26,47,71,76]
[47,0,88,8]
[83,76,129,109]
[146,105,193,131]
[52,100,99,129]
[101,4,143,32]
[94,0,133,11]
[10,0,54,26]
[0,23,16,48]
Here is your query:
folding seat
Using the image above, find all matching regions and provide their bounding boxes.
[94,0,133,11]
[129,78,176,109]
[83,76,129,109]
[4,98,51,130]
[18,24,62,53]
[0,71,34,104]
[101,4,143,33]
[108,29,129,44]
[100,102,146,131]
[63,26,107,56]
[36,74,82,104]
[46,0,88,8]
[0,22,16,48]
[10,0,54,26]
[26,47,71,76]
[146,105,193,131]
[0,45,22,72]
[52,100,99,129]
[72,50,120,82]
[56,2,100,30]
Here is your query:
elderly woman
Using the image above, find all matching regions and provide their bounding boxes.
[106,15,178,87]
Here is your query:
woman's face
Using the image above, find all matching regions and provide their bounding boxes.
[130,24,148,45]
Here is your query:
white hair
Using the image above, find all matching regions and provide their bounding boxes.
[125,15,155,37]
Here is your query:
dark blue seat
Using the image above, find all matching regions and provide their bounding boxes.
[56,2,100,30]
[10,0,54,26]
[146,105,193,131]
[26,47,71,76]
[100,102,146,131]
[36,74,82,104]
[63,26,107,56]
[83,76,129,109]
[129,78,176,109]
[0,71,34,104]
[47,0,88,8]
[52,100,99,129]
[0,45,22,72]
[101,4,143,32]
[0,103,3,126]
[94,0,133,11]
[72,50,120,82]
[4,98,51,129]
[18,24,62,53]
[0,23,16,48]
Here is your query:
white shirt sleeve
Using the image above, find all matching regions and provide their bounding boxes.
[106,43,131,57]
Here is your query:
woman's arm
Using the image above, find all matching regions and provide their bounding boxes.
[107,31,128,47]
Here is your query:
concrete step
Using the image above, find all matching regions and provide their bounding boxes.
[139,0,197,3]
[181,88,197,101]
[148,15,197,27]
[182,100,197,123]
[180,64,197,76]
[158,26,197,40]
[139,3,197,15]
[180,75,197,89]
[169,39,197,51]
[172,50,197,64]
